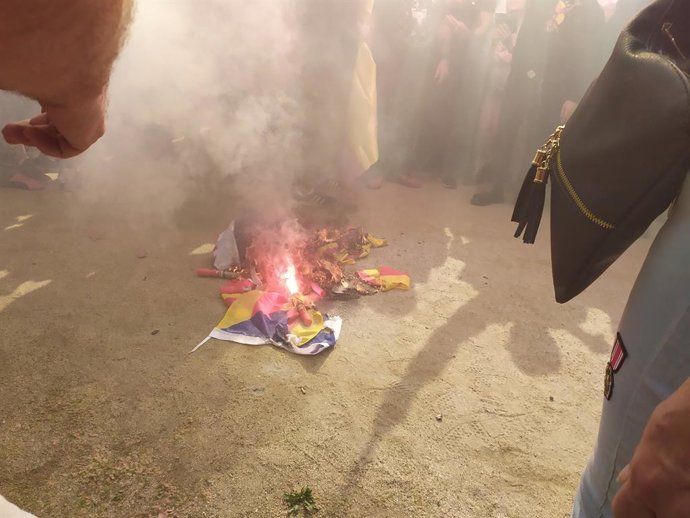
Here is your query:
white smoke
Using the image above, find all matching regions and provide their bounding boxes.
[74,0,303,221]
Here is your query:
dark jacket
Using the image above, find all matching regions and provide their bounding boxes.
[541,0,606,107]
[505,0,556,91]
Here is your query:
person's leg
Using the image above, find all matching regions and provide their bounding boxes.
[296,0,358,190]
[422,70,457,181]
[572,172,690,517]
[389,41,431,187]
[470,79,530,204]
[405,24,458,177]
[461,38,494,185]
[474,88,501,182]
[441,60,474,189]
[377,88,422,189]
[293,1,360,206]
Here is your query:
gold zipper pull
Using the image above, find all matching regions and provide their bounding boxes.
[531,126,564,184]
[534,163,550,184]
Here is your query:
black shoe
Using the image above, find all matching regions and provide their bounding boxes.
[293,185,332,206]
[470,188,504,206]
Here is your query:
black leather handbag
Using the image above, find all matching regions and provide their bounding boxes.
[512,0,690,303]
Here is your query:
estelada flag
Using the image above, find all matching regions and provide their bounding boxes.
[192,290,341,356]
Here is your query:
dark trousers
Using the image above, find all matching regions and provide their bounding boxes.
[485,75,562,192]
[413,40,491,181]
[298,0,359,184]
[411,61,474,178]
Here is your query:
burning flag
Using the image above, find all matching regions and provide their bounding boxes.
[192,290,342,356]
[193,219,409,355]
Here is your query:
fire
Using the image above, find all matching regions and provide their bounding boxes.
[283,262,299,295]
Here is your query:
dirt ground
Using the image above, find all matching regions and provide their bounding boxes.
[0,178,653,517]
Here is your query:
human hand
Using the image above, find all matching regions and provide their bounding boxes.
[434,58,449,83]
[3,92,106,158]
[560,100,577,123]
[444,14,468,35]
[495,22,512,43]
[613,378,690,517]
[494,42,513,64]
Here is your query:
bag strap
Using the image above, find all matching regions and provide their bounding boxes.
[633,0,690,70]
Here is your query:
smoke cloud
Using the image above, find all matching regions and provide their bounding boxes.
[74,0,305,223]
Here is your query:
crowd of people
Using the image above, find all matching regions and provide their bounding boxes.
[317,0,651,205]
[382,0,647,200]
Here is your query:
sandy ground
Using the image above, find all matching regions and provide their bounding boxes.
[0,178,653,517]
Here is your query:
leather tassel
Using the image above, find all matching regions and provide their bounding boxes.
[512,128,561,244]
[512,164,538,238]
[512,164,549,244]
[521,175,548,244]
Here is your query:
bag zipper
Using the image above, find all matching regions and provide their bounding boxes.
[531,125,615,230]
[554,149,615,230]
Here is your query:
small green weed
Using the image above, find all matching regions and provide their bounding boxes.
[283,487,318,516]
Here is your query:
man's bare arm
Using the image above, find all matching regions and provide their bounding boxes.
[0,0,133,157]
[613,377,690,517]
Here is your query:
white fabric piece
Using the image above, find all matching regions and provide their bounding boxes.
[212,220,240,271]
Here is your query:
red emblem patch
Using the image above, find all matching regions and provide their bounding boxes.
[605,333,628,400]
[610,333,627,373]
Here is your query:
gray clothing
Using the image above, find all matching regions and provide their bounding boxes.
[572,172,690,516]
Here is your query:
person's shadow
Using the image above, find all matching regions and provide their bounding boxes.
[333,214,619,512]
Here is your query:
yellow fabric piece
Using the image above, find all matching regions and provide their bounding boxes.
[335,250,356,264]
[221,292,242,305]
[217,290,265,329]
[347,40,378,172]
[288,294,324,346]
[360,268,411,292]
[334,233,386,263]
[356,243,372,259]
[290,309,325,345]
[316,232,386,265]
[365,233,387,248]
